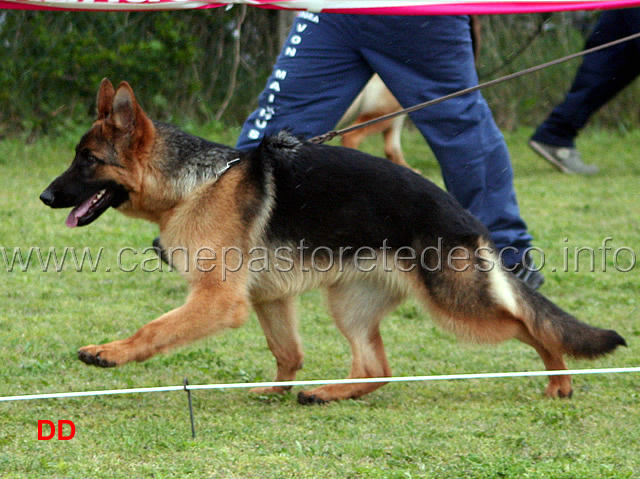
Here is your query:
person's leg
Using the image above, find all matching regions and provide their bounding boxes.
[532,9,640,148]
[236,13,373,150]
[355,15,533,268]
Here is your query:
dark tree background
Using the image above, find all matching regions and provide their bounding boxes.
[0,7,282,136]
[0,10,637,138]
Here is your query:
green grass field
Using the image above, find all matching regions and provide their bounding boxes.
[0,125,639,478]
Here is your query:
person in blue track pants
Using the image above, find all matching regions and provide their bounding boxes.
[237,13,544,289]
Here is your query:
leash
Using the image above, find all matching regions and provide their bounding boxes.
[309,30,640,145]
[215,157,242,178]
[479,13,552,79]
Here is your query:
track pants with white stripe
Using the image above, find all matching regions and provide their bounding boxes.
[237,13,533,266]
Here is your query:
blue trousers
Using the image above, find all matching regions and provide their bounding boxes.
[237,14,532,265]
[532,8,640,148]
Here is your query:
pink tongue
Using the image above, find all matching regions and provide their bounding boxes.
[65,195,96,228]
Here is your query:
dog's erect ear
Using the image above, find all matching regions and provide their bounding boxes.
[112,82,138,131]
[96,78,115,120]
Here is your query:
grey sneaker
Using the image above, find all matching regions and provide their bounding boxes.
[528,140,599,175]
[510,260,545,291]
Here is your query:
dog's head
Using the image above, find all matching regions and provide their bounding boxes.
[40,78,155,227]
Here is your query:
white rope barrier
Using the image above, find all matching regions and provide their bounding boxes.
[2,366,639,403]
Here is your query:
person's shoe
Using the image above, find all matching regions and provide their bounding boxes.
[508,255,545,291]
[528,139,599,175]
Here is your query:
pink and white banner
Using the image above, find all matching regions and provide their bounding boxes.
[0,0,639,13]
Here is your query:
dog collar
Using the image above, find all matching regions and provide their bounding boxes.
[215,158,241,179]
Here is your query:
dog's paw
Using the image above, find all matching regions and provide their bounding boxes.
[297,391,329,405]
[77,345,117,368]
[544,381,573,399]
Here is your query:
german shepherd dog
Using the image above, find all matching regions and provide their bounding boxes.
[41,79,625,403]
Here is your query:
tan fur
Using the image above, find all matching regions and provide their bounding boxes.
[249,298,303,395]
[247,247,412,303]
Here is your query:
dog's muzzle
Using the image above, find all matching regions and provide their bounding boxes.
[39,188,56,206]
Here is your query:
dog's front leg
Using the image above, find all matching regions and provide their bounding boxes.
[78,287,249,367]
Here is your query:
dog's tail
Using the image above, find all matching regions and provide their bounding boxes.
[509,277,626,359]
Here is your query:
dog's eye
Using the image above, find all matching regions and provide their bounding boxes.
[78,148,101,165]
[86,153,104,165]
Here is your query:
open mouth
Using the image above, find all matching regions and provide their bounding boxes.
[66,188,115,228]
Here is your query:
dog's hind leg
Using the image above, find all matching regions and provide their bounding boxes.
[297,282,402,404]
[410,267,573,398]
[249,297,304,395]
[410,247,623,398]
[383,115,410,169]
[514,327,572,398]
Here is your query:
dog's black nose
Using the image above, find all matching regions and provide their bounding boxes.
[40,189,55,206]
